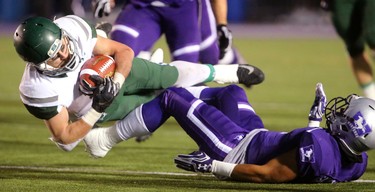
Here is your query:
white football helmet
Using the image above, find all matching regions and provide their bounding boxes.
[325,95,375,155]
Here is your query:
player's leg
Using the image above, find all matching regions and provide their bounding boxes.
[160,87,250,160]
[332,0,375,99]
[84,102,154,158]
[199,85,264,130]
[121,57,264,94]
[198,0,219,64]
[182,85,264,130]
[84,91,171,158]
[160,1,201,62]
[363,0,375,99]
[170,60,265,88]
[111,4,162,56]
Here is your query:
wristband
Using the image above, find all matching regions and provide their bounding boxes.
[81,108,102,127]
[212,160,236,177]
[113,72,125,88]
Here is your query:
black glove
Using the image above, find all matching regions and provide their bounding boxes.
[90,75,119,113]
[217,24,233,59]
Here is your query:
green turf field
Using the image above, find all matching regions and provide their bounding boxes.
[2,35,375,191]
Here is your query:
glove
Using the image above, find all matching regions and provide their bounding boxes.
[217,25,233,59]
[174,151,213,173]
[93,0,112,18]
[91,75,119,113]
[308,83,327,126]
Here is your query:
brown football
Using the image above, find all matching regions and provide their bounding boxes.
[79,55,116,94]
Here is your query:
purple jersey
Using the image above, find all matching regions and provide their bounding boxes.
[111,0,219,64]
[245,127,367,182]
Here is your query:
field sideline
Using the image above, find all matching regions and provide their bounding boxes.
[2,31,375,191]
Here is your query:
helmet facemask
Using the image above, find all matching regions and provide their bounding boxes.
[32,30,80,77]
[325,95,375,154]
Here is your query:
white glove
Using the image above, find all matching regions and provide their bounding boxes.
[308,83,327,127]
[93,0,112,18]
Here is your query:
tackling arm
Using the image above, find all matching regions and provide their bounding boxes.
[228,149,298,183]
[175,148,298,183]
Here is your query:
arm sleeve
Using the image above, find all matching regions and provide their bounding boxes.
[24,104,58,120]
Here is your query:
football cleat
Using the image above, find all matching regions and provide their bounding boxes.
[83,128,113,158]
[237,64,265,87]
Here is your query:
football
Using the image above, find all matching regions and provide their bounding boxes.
[79,55,116,95]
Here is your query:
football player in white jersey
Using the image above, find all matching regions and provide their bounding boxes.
[14,15,265,152]
[14,15,133,150]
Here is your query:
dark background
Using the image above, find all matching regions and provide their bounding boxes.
[0,0,324,23]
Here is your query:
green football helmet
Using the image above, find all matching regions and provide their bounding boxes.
[13,16,80,76]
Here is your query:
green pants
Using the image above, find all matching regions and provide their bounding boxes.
[331,0,375,56]
[100,57,178,122]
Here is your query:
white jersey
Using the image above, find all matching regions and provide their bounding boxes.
[19,15,97,120]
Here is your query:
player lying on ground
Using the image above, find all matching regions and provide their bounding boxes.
[13,15,264,151]
[172,83,374,183]
[85,83,374,183]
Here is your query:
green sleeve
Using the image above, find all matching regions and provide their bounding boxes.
[24,104,58,120]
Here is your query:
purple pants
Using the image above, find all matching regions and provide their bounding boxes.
[111,0,219,64]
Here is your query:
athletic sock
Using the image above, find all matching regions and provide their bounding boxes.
[171,61,212,87]
[213,64,239,84]
[115,106,152,140]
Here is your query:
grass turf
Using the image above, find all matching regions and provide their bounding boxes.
[1,35,375,191]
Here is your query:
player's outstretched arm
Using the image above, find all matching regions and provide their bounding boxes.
[229,149,297,183]
[307,83,327,127]
[175,149,298,183]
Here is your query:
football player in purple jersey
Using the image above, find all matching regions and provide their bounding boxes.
[169,83,373,183]
[84,82,374,183]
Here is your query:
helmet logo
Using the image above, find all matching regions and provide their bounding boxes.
[47,39,61,58]
[348,111,372,137]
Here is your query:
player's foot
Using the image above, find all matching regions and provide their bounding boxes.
[83,128,113,158]
[237,64,265,87]
[135,134,153,143]
[95,22,112,37]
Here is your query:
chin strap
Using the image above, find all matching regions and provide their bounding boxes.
[336,139,363,163]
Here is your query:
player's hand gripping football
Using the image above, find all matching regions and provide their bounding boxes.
[93,0,113,18]
[308,83,327,127]
[174,151,213,173]
[90,75,119,113]
[217,25,233,59]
